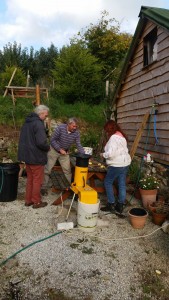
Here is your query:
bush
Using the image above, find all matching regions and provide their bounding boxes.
[128,160,143,184]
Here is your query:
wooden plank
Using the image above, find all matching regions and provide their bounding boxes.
[130,112,150,160]
[4,86,48,101]
[3,68,17,97]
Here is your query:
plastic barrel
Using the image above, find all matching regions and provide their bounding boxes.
[77,199,100,232]
[0,163,20,202]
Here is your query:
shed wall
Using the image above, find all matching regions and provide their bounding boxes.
[116,20,169,165]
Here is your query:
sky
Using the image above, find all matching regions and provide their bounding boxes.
[0,0,169,51]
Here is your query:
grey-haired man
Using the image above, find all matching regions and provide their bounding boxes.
[18,105,50,208]
[41,117,84,195]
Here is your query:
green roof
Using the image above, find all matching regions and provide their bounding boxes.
[140,6,169,31]
[112,6,169,105]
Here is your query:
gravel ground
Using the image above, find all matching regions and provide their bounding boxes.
[0,177,169,300]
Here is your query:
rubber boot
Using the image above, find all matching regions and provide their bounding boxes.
[100,202,115,213]
[115,203,124,214]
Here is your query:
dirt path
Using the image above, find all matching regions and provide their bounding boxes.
[0,178,169,300]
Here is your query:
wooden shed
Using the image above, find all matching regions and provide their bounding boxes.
[112,6,169,165]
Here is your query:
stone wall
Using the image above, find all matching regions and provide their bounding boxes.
[133,156,169,192]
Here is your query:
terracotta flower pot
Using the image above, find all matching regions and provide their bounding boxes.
[128,207,148,229]
[133,188,142,200]
[148,203,167,226]
[139,188,157,209]
[148,203,156,213]
[151,210,167,226]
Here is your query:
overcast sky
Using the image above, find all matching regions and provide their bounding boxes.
[0,0,169,51]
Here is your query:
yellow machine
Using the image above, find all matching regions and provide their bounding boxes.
[70,154,98,204]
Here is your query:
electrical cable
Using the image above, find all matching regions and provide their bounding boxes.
[62,221,169,242]
[93,222,169,241]
[60,223,169,241]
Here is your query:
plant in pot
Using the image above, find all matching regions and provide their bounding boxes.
[139,174,160,209]
[127,160,144,200]
[127,160,141,183]
[148,196,169,226]
[157,187,169,203]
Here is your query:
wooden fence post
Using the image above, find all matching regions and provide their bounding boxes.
[35,84,40,106]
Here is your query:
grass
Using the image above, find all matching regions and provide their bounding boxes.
[81,246,94,254]
[0,95,106,153]
[141,269,169,299]
[46,288,75,300]
[0,96,106,126]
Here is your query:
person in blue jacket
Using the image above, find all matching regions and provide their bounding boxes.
[18,105,50,208]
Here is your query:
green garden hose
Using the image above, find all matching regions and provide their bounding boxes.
[0,230,63,268]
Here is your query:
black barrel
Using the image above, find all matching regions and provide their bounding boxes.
[0,163,20,202]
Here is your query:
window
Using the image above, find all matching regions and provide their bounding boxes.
[143,27,157,67]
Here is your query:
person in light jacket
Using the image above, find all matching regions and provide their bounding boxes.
[100,120,131,214]
[18,105,50,208]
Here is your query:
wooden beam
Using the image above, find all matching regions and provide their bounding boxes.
[3,68,17,97]
[130,112,150,160]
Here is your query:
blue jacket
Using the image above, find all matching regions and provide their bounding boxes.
[18,113,50,165]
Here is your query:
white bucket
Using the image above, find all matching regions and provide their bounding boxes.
[77,199,100,232]
[83,147,93,155]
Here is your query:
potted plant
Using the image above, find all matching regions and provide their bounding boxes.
[148,198,169,225]
[127,160,143,184]
[127,160,144,200]
[157,187,169,203]
[139,174,160,209]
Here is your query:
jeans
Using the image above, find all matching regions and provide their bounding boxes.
[104,165,129,204]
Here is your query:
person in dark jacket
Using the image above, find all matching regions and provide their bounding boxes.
[18,105,50,208]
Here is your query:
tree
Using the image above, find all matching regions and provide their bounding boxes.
[0,66,26,94]
[33,44,58,87]
[52,43,104,104]
[73,11,132,80]
[0,42,22,72]
[0,42,58,87]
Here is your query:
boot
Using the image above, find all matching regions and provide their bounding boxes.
[100,203,115,212]
[32,202,48,209]
[115,203,124,214]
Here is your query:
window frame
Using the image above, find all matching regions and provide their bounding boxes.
[143,27,158,67]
